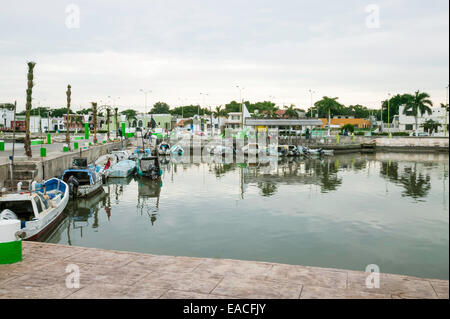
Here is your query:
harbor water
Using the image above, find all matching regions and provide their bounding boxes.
[44,152,449,280]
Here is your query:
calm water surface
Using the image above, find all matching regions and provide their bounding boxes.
[45,152,449,280]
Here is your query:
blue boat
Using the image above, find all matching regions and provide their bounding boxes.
[61,158,103,198]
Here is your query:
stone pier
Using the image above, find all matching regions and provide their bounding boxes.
[0,242,447,299]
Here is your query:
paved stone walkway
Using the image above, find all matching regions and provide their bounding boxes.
[0,242,448,299]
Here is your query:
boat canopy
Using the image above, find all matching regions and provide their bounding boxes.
[62,169,96,185]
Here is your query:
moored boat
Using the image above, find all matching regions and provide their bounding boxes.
[136,156,162,180]
[108,160,136,178]
[61,158,104,198]
[0,178,69,241]
[111,149,132,161]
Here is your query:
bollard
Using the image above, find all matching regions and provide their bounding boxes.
[74,142,79,150]
[389,133,392,139]
[47,133,52,144]
[63,143,69,152]
[40,147,46,157]
[0,140,4,151]
[0,220,22,264]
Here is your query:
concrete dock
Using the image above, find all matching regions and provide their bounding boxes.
[0,242,448,299]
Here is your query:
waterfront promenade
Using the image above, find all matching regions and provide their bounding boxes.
[0,242,447,299]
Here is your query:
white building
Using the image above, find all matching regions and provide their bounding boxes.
[398,104,449,135]
[0,108,14,129]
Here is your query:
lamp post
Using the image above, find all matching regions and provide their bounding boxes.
[309,89,315,118]
[140,90,151,128]
[387,93,391,138]
[236,86,245,129]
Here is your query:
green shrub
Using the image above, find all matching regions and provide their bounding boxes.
[342,124,355,133]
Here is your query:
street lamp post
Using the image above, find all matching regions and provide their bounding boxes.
[309,89,315,118]
[387,93,391,138]
[140,90,151,127]
[236,86,245,129]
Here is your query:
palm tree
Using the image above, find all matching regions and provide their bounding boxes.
[91,102,98,143]
[403,91,433,136]
[65,85,72,150]
[24,61,36,158]
[284,105,300,119]
[421,119,441,134]
[73,115,83,134]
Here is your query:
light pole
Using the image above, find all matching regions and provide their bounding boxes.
[236,86,245,129]
[140,90,151,129]
[387,93,391,137]
[309,89,315,118]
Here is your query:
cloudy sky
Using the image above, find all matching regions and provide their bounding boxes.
[0,0,448,112]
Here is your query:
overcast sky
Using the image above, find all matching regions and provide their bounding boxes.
[0,0,448,112]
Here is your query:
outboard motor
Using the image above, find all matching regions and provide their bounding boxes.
[67,175,79,199]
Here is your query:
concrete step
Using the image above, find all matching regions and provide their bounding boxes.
[11,170,37,180]
[11,163,38,171]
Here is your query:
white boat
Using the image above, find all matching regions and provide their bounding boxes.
[0,178,70,241]
[62,158,104,198]
[111,150,131,161]
[158,143,171,156]
[95,154,118,177]
[300,146,334,156]
[108,160,136,178]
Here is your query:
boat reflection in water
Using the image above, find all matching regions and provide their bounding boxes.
[137,178,162,225]
[45,188,108,244]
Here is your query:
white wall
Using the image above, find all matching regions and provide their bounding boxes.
[398,105,449,133]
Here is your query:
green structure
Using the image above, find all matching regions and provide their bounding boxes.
[0,140,4,151]
[47,133,52,144]
[121,122,126,137]
[84,122,89,140]
[40,147,46,157]
[0,240,22,264]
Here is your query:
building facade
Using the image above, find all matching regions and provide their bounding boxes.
[398,104,449,135]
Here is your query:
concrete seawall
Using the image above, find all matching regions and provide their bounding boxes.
[0,140,127,188]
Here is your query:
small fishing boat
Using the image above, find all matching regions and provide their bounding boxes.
[158,143,171,156]
[129,148,152,161]
[111,150,132,161]
[300,146,334,156]
[136,156,162,180]
[108,160,136,178]
[170,145,184,156]
[95,154,118,178]
[0,178,69,241]
[61,158,104,198]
